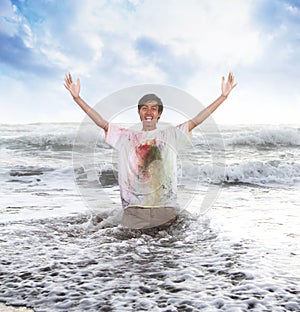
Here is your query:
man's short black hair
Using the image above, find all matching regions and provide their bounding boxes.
[138,94,163,113]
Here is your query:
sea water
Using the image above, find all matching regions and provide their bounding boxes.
[0,123,299,311]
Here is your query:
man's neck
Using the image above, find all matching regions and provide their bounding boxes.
[142,120,157,131]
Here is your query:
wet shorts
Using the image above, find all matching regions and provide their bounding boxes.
[122,206,177,229]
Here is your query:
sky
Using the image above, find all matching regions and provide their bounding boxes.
[0,0,299,125]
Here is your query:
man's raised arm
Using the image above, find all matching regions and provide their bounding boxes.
[64,73,109,131]
[188,72,237,131]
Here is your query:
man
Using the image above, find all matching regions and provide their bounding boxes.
[64,73,237,229]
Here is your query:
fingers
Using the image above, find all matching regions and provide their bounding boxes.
[64,74,69,87]
[64,73,74,92]
[227,72,236,86]
[222,72,235,84]
[64,73,79,94]
[64,72,73,85]
[221,72,237,97]
[227,72,237,94]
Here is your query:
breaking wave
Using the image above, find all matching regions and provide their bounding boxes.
[191,160,300,186]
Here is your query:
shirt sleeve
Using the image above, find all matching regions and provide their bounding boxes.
[176,121,192,145]
[105,123,127,151]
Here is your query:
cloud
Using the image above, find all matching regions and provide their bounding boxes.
[0,0,299,124]
[134,36,198,86]
[0,32,58,76]
[0,0,20,36]
[238,0,300,96]
[1,0,265,79]
[0,0,67,77]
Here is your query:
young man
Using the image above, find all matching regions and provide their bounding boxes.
[64,73,237,229]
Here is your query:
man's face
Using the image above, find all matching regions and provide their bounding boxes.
[138,100,162,122]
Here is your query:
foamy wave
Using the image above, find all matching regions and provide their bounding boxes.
[224,127,300,148]
[225,160,300,186]
[194,160,300,186]
[0,127,107,151]
[87,160,300,188]
[1,134,75,151]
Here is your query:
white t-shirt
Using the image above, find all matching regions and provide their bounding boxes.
[105,122,192,210]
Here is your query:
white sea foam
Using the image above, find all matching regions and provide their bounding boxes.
[180,159,300,186]
[193,125,300,148]
[0,130,106,152]
[224,126,300,147]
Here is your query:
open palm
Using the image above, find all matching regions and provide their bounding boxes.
[64,73,80,98]
[222,72,237,98]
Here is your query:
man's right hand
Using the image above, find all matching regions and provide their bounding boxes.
[64,73,80,99]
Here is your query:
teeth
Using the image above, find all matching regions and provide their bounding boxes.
[146,117,152,120]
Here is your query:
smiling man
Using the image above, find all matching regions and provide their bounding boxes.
[64,73,236,229]
[105,92,192,229]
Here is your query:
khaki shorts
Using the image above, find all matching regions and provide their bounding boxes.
[122,206,177,229]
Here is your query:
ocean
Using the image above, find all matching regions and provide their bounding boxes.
[0,122,299,311]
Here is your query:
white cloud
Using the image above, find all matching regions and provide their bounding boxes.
[0,0,20,36]
[132,0,263,66]
[0,0,299,124]
[284,3,300,15]
[57,0,265,79]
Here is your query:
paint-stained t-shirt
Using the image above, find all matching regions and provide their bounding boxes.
[105,122,192,209]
